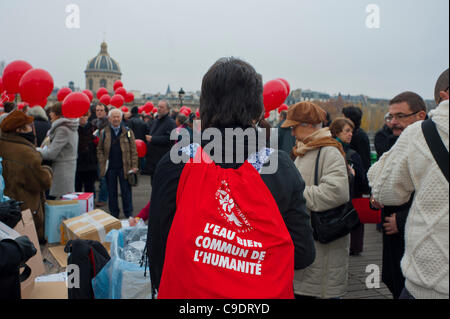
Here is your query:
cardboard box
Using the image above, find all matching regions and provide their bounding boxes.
[48,245,68,268]
[28,281,68,299]
[13,210,46,299]
[61,210,121,249]
[62,192,94,214]
[45,200,81,244]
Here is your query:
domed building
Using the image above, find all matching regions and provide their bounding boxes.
[85,42,121,94]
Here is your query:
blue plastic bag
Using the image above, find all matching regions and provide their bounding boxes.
[92,226,152,299]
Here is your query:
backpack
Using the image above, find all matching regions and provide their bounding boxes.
[157,146,295,299]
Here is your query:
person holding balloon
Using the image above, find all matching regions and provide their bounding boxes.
[37,102,79,199]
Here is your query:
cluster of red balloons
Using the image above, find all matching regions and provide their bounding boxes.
[138,101,157,114]
[263,78,290,118]
[94,80,134,109]
[1,60,54,108]
[179,106,192,117]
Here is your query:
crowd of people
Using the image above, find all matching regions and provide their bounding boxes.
[0,58,448,300]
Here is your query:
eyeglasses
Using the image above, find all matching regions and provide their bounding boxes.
[386,111,420,121]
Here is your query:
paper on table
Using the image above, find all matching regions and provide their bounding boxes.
[0,221,21,240]
[35,272,67,283]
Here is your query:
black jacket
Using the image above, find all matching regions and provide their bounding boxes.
[374,125,398,159]
[146,129,316,291]
[350,127,371,172]
[126,114,149,141]
[34,119,51,148]
[277,120,296,156]
[65,239,110,299]
[0,239,23,299]
[76,122,98,172]
[143,114,176,176]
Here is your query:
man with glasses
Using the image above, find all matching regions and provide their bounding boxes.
[368,69,449,299]
[370,91,426,299]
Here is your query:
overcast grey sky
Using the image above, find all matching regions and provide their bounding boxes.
[1,0,448,100]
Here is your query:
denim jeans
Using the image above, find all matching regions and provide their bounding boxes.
[105,168,133,218]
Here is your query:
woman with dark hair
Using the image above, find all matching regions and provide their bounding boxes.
[330,117,370,256]
[146,57,315,299]
[342,106,371,172]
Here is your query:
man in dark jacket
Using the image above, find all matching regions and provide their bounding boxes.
[75,111,98,194]
[342,106,371,172]
[374,113,397,159]
[127,107,149,141]
[143,100,176,180]
[26,106,51,147]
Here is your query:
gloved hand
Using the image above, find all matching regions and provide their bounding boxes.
[14,236,37,264]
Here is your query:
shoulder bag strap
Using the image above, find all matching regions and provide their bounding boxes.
[421,119,449,182]
[314,148,322,186]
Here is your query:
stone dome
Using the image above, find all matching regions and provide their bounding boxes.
[85,42,121,75]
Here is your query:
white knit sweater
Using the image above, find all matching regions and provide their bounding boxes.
[368,100,449,299]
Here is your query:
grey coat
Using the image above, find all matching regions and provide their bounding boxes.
[39,117,79,197]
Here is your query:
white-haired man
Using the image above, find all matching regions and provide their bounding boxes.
[97,108,139,218]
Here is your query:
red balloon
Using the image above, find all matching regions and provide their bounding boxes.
[113,80,123,91]
[264,112,271,119]
[138,106,144,114]
[0,78,4,93]
[135,139,147,158]
[19,68,54,103]
[125,92,134,103]
[57,87,72,102]
[82,89,93,102]
[121,106,129,113]
[29,98,48,108]
[115,87,127,98]
[96,87,108,99]
[263,79,288,113]
[2,60,33,94]
[110,94,124,108]
[278,103,289,114]
[144,102,154,113]
[276,78,290,96]
[195,110,200,118]
[99,94,111,105]
[152,107,158,113]
[62,92,90,118]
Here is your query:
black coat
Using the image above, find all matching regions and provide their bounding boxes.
[146,130,316,291]
[143,114,176,176]
[65,239,110,299]
[350,127,371,172]
[34,118,51,147]
[126,114,149,141]
[77,122,98,172]
[374,125,398,159]
[277,120,296,156]
[0,239,23,299]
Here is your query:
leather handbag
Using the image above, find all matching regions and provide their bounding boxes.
[310,148,360,244]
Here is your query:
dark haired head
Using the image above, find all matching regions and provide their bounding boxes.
[342,106,362,129]
[434,68,449,105]
[3,102,16,113]
[199,57,264,130]
[389,91,426,113]
[50,102,63,117]
[131,106,139,115]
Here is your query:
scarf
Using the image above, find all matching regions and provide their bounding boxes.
[294,127,345,158]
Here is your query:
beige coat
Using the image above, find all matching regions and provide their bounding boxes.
[293,144,350,298]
